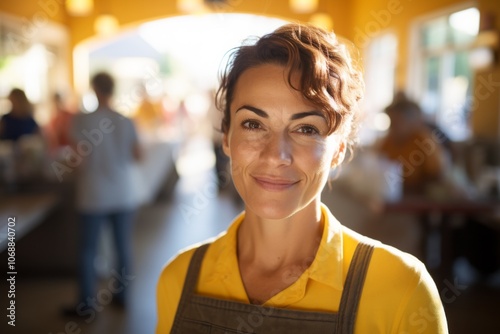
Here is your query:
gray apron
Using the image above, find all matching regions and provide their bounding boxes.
[170,241,374,333]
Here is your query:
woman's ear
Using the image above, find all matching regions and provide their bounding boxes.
[222,133,230,157]
[331,141,346,168]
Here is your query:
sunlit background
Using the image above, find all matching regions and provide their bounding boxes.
[0,4,487,148]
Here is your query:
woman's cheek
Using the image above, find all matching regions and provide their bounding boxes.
[302,142,330,164]
[234,135,267,156]
[229,140,259,176]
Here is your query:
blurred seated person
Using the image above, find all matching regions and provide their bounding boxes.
[46,92,74,154]
[376,93,448,196]
[0,88,40,141]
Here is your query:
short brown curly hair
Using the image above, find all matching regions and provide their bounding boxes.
[216,23,364,152]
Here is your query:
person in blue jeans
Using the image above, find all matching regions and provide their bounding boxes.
[64,72,142,316]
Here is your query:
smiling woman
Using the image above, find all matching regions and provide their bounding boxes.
[156,23,448,334]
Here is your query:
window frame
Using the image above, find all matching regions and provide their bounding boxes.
[407,2,479,141]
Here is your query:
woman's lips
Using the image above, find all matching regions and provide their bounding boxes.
[253,176,299,191]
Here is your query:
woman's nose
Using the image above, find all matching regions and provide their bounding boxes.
[260,132,292,166]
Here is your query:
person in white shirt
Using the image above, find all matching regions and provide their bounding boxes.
[66,72,141,316]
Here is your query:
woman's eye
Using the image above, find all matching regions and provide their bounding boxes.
[242,120,262,130]
[296,125,319,135]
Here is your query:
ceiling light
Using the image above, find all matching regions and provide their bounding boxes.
[66,0,93,16]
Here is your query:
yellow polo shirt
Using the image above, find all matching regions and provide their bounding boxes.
[156,204,448,333]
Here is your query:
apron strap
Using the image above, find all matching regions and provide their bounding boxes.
[171,243,210,333]
[336,241,375,334]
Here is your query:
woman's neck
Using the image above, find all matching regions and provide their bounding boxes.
[237,201,324,271]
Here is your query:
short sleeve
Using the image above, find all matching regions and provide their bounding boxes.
[394,264,448,334]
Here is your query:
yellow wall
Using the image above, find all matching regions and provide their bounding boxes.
[0,0,67,24]
[472,68,500,138]
[471,0,500,138]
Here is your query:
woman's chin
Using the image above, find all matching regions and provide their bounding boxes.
[245,200,298,221]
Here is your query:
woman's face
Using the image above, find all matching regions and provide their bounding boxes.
[223,63,345,220]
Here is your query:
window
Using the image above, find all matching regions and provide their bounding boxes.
[408,6,480,141]
[360,33,397,145]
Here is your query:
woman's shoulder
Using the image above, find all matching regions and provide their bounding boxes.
[159,243,201,282]
[343,228,440,310]
[364,240,440,311]
[159,235,221,281]
[343,226,427,279]
[371,241,427,279]
[342,229,446,332]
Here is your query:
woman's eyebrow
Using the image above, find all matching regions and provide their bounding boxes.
[290,110,326,121]
[235,105,268,118]
[235,105,325,121]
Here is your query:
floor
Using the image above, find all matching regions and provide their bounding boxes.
[1,137,500,334]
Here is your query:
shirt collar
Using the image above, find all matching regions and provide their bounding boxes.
[208,212,244,284]
[208,204,344,292]
[307,203,344,291]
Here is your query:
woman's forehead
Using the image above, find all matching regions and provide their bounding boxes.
[234,64,302,95]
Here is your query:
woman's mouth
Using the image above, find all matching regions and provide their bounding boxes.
[253,176,299,191]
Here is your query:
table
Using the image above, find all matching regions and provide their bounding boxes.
[0,192,60,252]
[384,196,500,284]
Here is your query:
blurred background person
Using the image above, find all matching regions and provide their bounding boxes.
[0,88,46,183]
[0,88,40,142]
[64,72,142,316]
[45,92,75,155]
[376,93,448,196]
